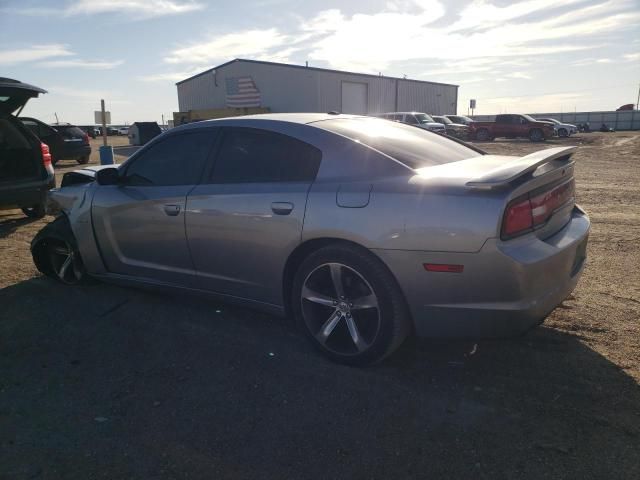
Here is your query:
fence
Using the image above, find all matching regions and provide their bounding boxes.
[470,110,640,130]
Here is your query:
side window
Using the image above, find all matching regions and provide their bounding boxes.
[210,127,321,183]
[124,130,216,186]
[404,114,418,125]
[21,120,41,137]
[495,115,508,124]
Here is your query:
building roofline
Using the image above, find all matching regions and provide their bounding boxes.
[175,58,458,88]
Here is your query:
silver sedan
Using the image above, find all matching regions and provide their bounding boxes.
[31,114,590,365]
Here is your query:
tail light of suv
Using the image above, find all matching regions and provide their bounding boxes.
[502,179,575,239]
[41,142,55,176]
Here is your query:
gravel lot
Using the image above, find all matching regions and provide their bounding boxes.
[1,133,638,479]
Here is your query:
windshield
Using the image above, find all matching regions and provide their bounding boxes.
[433,116,452,124]
[313,117,482,169]
[414,113,435,124]
[541,118,559,124]
[522,114,538,123]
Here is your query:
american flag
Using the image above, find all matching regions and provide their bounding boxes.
[225,76,261,108]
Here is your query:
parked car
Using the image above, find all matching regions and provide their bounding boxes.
[0,78,55,218]
[431,115,469,139]
[536,118,577,137]
[20,118,91,165]
[107,127,119,136]
[377,112,446,134]
[445,115,475,125]
[469,114,555,142]
[31,114,589,365]
[117,127,129,136]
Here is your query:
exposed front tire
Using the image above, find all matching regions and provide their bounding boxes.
[529,128,543,142]
[31,216,91,285]
[475,128,491,141]
[558,128,568,137]
[292,244,410,366]
[77,155,90,164]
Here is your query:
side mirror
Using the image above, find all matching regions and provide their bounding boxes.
[95,167,120,186]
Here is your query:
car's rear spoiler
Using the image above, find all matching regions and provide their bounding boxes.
[466,146,577,189]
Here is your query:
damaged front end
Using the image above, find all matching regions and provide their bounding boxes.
[47,165,113,216]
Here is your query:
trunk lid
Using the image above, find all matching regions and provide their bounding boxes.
[0,78,47,115]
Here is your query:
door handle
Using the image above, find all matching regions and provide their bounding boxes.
[271,202,294,215]
[164,204,181,216]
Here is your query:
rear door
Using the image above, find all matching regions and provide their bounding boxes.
[186,126,321,306]
[91,129,216,286]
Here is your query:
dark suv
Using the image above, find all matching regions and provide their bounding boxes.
[19,118,91,165]
[0,78,56,218]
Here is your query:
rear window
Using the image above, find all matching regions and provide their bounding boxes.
[313,118,481,168]
[53,125,85,139]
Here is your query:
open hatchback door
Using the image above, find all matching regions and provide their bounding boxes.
[0,77,47,116]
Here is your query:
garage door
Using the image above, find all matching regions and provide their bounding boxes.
[341,82,368,114]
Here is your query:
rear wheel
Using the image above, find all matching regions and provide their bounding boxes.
[21,203,46,219]
[529,128,543,142]
[292,244,410,366]
[77,155,90,164]
[476,128,491,141]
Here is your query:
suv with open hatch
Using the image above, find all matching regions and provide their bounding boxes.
[0,78,55,218]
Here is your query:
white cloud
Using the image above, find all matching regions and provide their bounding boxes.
[5,0,203,18]
[67,0,203,17]
[164,29,289,65]
[42,59,124,69]
[506,72,532,79]
[623,52,639,61]
[0,44,73,65]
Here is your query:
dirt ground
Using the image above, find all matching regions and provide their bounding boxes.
[1,133,638,479]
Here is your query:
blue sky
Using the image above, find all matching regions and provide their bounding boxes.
[1,0,638,124]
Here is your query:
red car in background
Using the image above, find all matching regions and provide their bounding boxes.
[469,114,555,142]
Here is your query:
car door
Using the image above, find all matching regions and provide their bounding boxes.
[186,126,322,306]
[91,129,217,286]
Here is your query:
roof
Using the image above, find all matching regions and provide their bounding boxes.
[175,58,458,88]
[170,112,368,133]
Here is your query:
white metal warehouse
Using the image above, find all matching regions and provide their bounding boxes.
[176,59,458,116]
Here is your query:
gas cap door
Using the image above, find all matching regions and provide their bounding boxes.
[336,183,372,208]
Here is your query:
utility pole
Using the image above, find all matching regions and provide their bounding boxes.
[101,99,108,147]
[636,82,639,110]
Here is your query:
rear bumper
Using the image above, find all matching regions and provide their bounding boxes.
[57,144,91,160]
[0,173,55,209]
[373,206,590,338]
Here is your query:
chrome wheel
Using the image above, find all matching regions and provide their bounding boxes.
[47,241,83,285]
[301,263,381,356]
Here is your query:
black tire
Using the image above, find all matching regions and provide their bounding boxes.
[529,128,543,142]
[476,128,491,141]
[292,244,410,366]
[77,155,90,164]
[558,128,568,138]
[31,216,91,285]
[21,203,46,219]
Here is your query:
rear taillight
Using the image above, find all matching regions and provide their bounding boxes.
[501,179,575,239]
[83,133,89,143]
[41,143,55,175]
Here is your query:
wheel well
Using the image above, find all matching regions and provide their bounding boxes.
[281,238,412,333]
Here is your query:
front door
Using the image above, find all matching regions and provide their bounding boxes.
[92,129,217,286]
[186,126,322,306]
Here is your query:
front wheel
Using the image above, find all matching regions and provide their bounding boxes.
[476,128,491,141]
[529,128,543,142]
[31,216,91,285]
[77,155,90,164]
[292,245,410,366]
[558,128,568,138]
